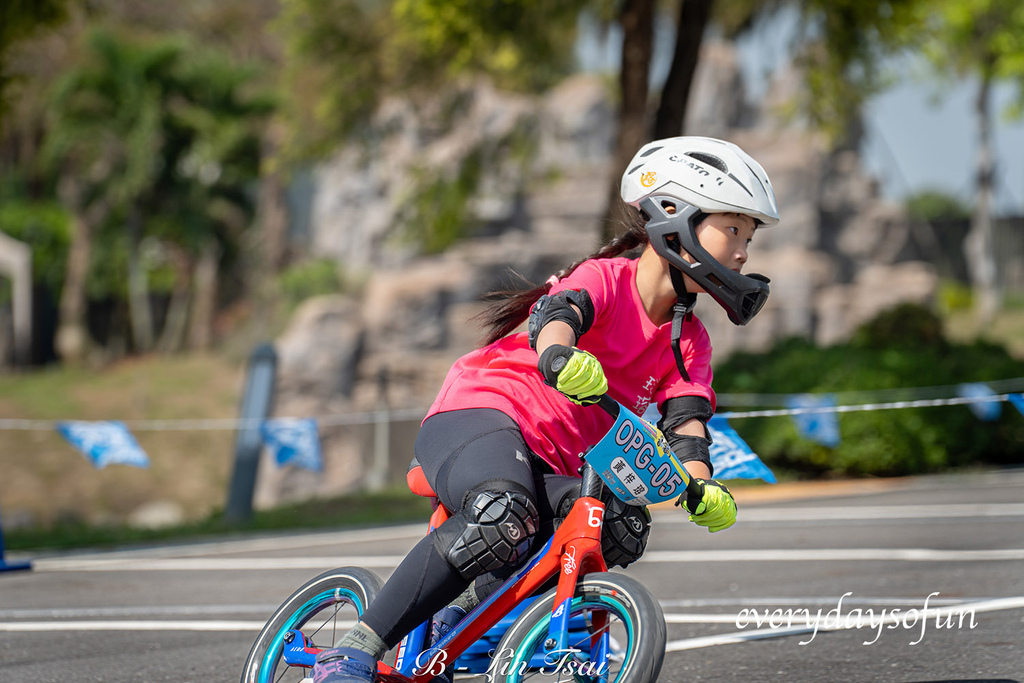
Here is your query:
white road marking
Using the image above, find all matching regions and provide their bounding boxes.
[32,555,401,571]
[664,595,1024,652]
[25,524,425,562]
[20,502,1022,567]
[0,605,276,619]
[8,597,1023,637]
[30,546,1024,572]
[0,616,356,633]
[654,503,1024,523]
[659,595,990,607]
[664,614,749,624]
[0,620,268,632]
[638,548,1024,563]
[14,503,1023,570]
[0,616,742,632]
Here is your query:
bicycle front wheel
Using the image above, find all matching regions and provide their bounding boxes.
[240,566,384,683]
[489,572,665,683]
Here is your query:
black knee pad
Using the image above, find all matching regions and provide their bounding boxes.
[432,482,540,581]
[600,494,651,569]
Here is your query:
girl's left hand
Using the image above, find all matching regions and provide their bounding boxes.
[676,478,737,532]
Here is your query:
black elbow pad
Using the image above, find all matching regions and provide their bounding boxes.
[658,396,714,435]
[665,432,713,477]
[527,289,595,349]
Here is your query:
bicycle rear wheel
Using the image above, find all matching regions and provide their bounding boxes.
[240,566,384,683]
[489,572,665,683]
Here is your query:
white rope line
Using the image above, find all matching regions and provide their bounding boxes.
[0,408,428,432]
[0,392,1019,431]
[718,377,1024,406]
[719,394,1012,419]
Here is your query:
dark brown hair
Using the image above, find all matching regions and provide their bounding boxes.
[477,206,649,346]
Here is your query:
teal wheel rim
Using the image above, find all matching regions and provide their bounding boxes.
[257,588,364,683]
[502,595,634,683]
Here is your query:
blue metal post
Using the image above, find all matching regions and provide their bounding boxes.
[223,343,278,524]
[0,505,32,573]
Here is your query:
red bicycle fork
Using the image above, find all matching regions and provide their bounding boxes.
[382,496,609,683]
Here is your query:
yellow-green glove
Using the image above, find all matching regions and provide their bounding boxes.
[676,478,737,532]
[538,344,608,405]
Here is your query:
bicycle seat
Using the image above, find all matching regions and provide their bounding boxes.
[406,460,436,498]
[408,460,452,528]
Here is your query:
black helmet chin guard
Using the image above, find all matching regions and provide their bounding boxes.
[640,196,770,326]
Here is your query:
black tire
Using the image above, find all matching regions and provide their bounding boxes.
[240,566,384,683]
[489,572,665,683]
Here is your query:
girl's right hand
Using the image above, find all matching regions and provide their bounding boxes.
[538,344,608,405]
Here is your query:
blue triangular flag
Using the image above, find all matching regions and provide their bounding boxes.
[1009,393,1024,417]
[786,393,840,447]
[56,421,150,469]
[261,418,322,471]
[707,416,777,483]
[956,383,1002,421]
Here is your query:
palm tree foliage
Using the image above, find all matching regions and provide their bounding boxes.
[42,27,273,356]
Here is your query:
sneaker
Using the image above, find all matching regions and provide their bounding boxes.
[312,647,377,683]
[425,605,466,683]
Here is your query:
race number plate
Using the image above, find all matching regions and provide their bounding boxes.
[584,402,689,506]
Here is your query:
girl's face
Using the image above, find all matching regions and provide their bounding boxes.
[684,212,757,294]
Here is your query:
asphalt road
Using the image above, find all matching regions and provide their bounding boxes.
[1,468,1022,683]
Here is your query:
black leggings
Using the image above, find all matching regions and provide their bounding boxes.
[358,409,579,647]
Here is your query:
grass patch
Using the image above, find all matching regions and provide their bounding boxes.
[4,487,433,552]
[0,354,244,528]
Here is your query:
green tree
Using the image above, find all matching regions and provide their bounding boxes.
[274,0,720,244]
[593,0,926,239]
[43,28,272,360]
[789,0,921,148]
[274,0,586,160]
[0,0,68,124]
[748,0,1024,328]
[918,0,1024,326]
[45,30,186,356]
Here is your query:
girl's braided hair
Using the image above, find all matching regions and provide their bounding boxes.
[478,206,649,346]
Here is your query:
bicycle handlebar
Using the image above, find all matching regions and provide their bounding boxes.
[595,394,620,418]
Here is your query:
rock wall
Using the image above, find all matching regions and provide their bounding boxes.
[256,42,939,504]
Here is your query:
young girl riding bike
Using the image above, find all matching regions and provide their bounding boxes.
[312,136,781,683]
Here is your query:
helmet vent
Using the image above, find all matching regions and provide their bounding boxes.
[640,146,663,158]
[685,152,727,172]
[627,163,644,175]
[728,172,754,198]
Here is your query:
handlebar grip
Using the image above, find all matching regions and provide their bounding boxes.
[683,473,704,501]
[596,394,620,418]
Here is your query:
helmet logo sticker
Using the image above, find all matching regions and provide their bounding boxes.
[669,155,711,177]
[640,171,657,187]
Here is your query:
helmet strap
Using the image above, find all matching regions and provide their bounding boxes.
[669,268,697,383]
[660,213,704,383]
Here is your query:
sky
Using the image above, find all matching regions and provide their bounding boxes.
[732,9,1024,217]
[861,79,1024,216]
[578,11,1024,218]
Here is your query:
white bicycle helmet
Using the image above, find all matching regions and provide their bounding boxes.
[620,136,780,327]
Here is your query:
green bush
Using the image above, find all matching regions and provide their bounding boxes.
[0,200,71,301]
[401,150,483,254]
[937,280,973,313]
[904,189,970,222]
[714,304,1024,478]
[278,258,345,306]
